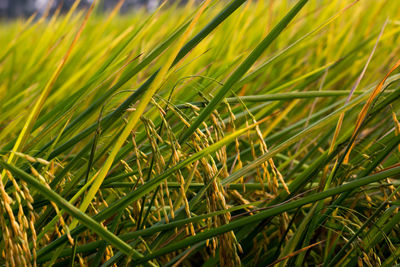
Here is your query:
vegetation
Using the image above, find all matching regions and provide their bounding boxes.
[1,0,400,266]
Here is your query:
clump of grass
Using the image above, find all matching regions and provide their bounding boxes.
[2,0,400,266]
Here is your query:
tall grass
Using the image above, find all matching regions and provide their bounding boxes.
[1,0,400,266]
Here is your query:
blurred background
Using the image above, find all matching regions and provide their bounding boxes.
[0,0,161,18]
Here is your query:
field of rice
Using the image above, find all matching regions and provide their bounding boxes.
[1,0,400,266]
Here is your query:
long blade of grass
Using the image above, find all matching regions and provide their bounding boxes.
[73,0,214,228]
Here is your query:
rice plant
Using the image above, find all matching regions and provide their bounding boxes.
[1,0,400,266]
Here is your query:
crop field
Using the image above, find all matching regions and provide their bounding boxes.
[1,0,400,266]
